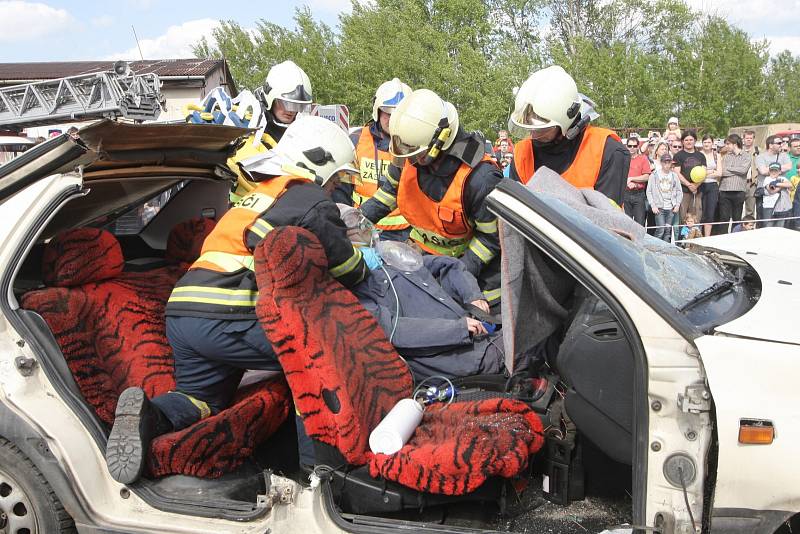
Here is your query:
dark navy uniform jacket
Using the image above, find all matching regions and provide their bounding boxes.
[352,254,505,380]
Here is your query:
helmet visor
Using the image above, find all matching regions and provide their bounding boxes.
[277,99,312,113]
[390,135,427,158]
[512,103,555,130]
[378,106,395,115]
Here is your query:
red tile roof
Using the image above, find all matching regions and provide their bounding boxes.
[0,59,227,81]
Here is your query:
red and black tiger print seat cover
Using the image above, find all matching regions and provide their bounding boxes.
[254,226,545,495]
[21,225,291,479]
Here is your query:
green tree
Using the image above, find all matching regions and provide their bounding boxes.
[766,50,800,124]
[672,16,770,135]
[192,8,341,106]
[193,0,796,139]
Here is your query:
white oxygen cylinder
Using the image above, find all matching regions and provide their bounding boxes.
[368,398,424,455]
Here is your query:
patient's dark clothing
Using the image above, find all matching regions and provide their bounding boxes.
[353,255,504,380]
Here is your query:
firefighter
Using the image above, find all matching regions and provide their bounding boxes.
[333,78,412,241]
[359,89,503,307]
[228,60,313,203]
[105,116,367,484]
[508,65,629,204]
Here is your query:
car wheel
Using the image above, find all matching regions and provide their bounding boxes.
[0,438,76,533]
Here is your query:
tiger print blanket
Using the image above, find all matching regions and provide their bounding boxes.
[22,226,291,478]
[254,226,544,495]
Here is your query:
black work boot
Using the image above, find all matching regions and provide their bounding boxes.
[105,387,172,484]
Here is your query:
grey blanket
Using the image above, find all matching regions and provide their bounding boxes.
[500,167,642,372]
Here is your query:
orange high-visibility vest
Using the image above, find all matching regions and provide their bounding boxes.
[397,154,493,257]
[191,175,303,273]
[513,126,619,187]
[354,126,409,231]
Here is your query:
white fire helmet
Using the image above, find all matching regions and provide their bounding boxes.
[388,88,459,161]
[509,65,582,138]
[243,115,358,187]
[372,78,412,123]
[261,60,313,117]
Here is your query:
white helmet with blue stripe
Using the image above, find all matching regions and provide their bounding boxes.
[372,78,412,123]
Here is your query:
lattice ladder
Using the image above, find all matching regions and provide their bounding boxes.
[0,71,164,130]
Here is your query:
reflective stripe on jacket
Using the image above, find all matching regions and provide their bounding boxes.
[354,126,409,231]
[397,154,493,257]
[513,126,619,188]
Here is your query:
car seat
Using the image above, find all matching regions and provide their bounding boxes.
[253,226,545,510]
[21,224,291,478]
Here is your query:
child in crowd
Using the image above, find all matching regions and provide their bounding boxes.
[679,213,703,240]
[763,161,793,228]
[732,215,755,232]
[646,152,683,242]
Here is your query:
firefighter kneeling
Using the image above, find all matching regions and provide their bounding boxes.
[360,89,503,308]
[104,116,368,484]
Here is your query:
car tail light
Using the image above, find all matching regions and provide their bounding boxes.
[738,419,774,444]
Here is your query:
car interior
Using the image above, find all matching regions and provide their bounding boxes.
[11,171,638,532]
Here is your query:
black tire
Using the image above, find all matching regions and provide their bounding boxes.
[0,437,76,533]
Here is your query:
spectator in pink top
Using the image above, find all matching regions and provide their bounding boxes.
[624,136,652,225]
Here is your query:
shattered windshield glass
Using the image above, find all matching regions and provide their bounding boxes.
[538,194,728,309]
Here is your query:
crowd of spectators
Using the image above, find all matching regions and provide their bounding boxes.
[491,130,515,178]
[492,117,800,243]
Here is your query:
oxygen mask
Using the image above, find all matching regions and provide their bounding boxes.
[375,240,423,272]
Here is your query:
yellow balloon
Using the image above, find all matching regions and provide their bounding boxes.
[690,166,707,183]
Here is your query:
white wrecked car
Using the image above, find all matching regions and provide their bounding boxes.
[0,122,796,534]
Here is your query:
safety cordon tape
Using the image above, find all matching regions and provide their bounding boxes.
[644,214,800,231]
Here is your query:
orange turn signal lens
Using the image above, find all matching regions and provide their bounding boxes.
[738,420,774,444]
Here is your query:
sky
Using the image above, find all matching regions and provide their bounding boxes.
[0,0,798,63]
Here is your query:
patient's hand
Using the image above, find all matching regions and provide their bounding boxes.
[465,317,488,336]
[470,299,490,314]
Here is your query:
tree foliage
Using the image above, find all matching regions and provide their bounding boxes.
[192,0,800,137]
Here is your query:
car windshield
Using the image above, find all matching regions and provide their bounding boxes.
[536,194,729,309]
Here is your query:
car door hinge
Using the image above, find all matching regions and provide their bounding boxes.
[678,383,711,413]
[14,356,37,377]
[256,470,295,509]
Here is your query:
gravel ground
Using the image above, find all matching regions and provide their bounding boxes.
[493,489,633,533]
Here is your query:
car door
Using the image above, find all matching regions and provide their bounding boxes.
[488,179,717,533]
